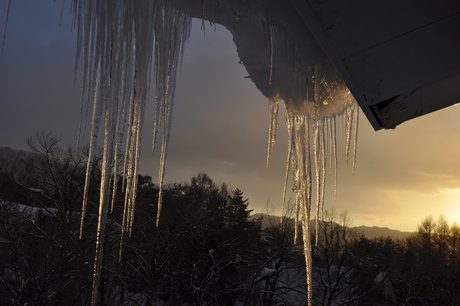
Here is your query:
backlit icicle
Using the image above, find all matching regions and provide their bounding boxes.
[71,0,191,304]
[267,97,279,167]
[280,101,358,305]
[328,117,338,199]
[91,91,117,306]
[280,105,292,223]
[79,63,103,239]
[313,117,326,245]
[352,103,359,173]
[292,112,314,306]
[267,12,274,86]
[273,56,357,305]
[152,2,191,227]
[344,102,354,165]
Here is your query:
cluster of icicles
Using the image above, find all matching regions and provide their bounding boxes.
[2,0,358,305]
[71,1,191,304]
[268,98,358,303]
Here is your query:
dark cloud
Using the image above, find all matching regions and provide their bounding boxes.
[139,27,290,212]
[0,1,80,149]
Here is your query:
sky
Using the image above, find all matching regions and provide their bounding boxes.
[1,0,460,232]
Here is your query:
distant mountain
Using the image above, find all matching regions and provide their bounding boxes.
[0,147,35,182]
[250,213,283,228]
[0,146,33,161]
[355,225,413,240]
[250,213,413,239]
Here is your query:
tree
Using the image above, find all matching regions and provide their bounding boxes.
[449,222,460,264]
[312,208,374,306]
[400,215,460,304]
[119,172,262,305]
[242,203,308,306]
[0,132,100,305]
[434,215,449,267]
[417,215,436,269]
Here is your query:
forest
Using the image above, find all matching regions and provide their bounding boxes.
[1,132,460,305]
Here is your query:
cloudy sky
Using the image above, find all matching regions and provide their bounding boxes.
[1,0,460,232]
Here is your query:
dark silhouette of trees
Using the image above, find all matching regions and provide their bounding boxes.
[0,133,97,305]
[121,172,261,305]
[398,215,460,305]
[312,208,378,306]
[242,205,308,306]
[1,135,265,305]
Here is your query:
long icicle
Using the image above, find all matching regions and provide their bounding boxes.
[352,103,359,173]
[281,104,292,224]
[267,98,279,167]
[91,89,117,305]
[330,117,338,200]
[153,2,191,227]
[79,63,103,239]
[1,0,11,53]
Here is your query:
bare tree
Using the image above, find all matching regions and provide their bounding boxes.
[312,208,374,306]
[241,202,308,306]
[0,132,99,304]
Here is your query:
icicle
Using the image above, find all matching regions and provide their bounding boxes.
[296,112,313,306]
[69,0,191,303]
[0,0,10,53]
[313,117,327,246]
[352,103,359,173]
[280,105,292,224]
[59,0,65,26]
[329,117,338,199]
[344,102,354,164]
[79,63,103,239]
[152,2,192,227]
[275,54,357,306]
[312,66,319,245]
[110,100,128,213]
[319,122,326,227]
[282,102,358,306]
[302,201,313,306]
[200,0,206,33]
[72,0,101,144]
[91,91,117,305]
[266,98,279,167]
[120,105,144,254]
[267,12,274,86]
[313,119,320,245]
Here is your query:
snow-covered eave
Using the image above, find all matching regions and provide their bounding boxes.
[290,0,460,130]
[169,0,355,118]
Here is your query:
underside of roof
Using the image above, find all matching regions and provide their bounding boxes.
[290,0,460,130]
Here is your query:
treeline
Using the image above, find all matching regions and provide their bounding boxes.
[0,132,305,305]
[1,133,460,305]
[403,215,460,304]
[310,210,460,305]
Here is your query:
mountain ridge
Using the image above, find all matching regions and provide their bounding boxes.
[250,212,413,240]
